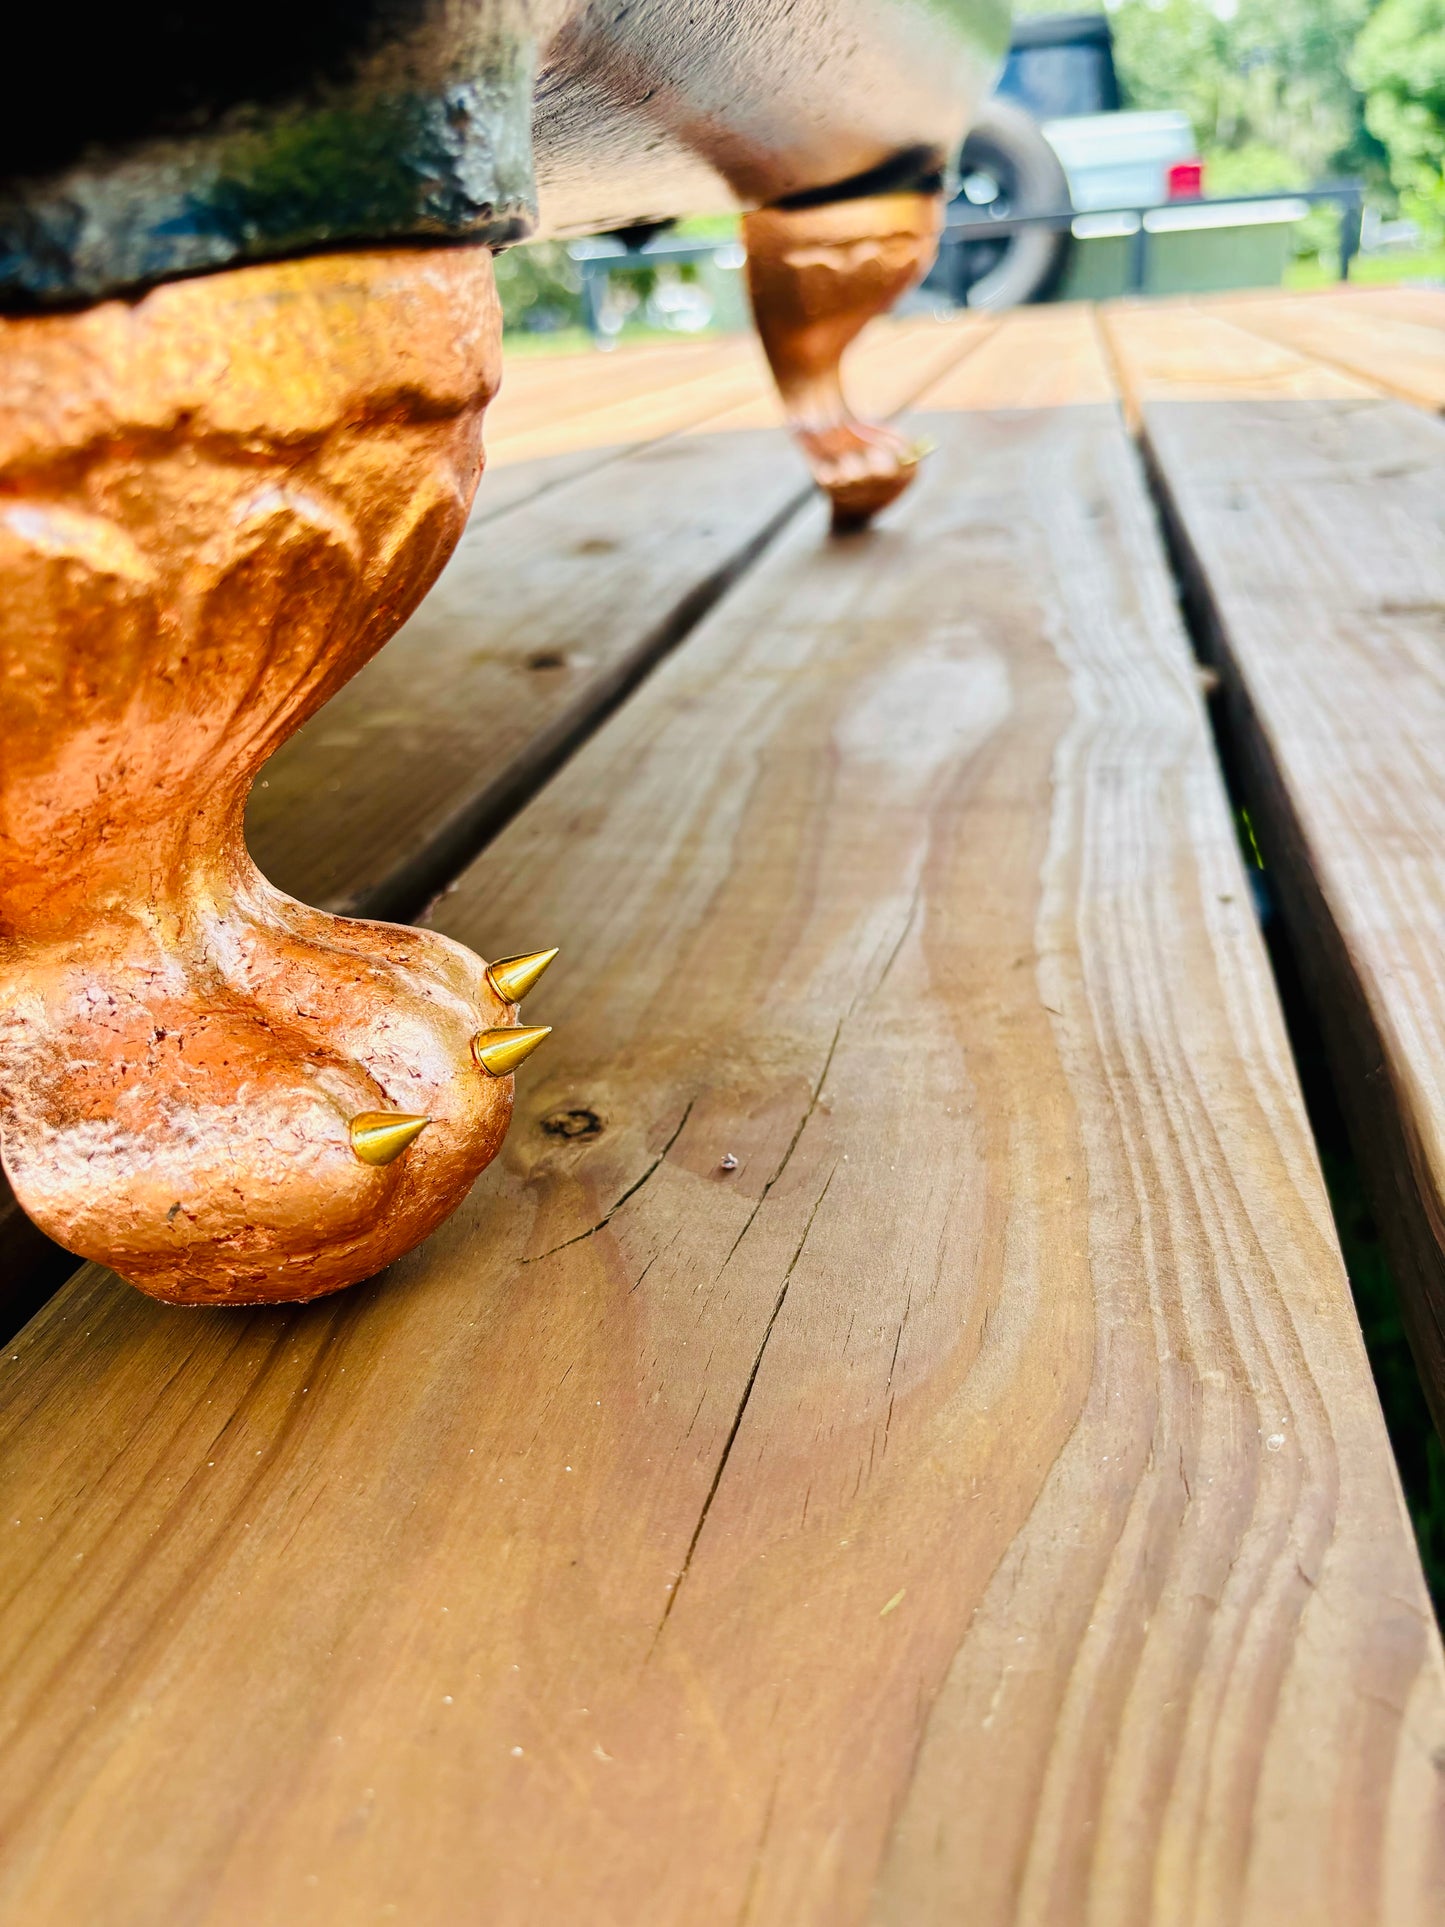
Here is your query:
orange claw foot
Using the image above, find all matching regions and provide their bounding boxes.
[742,191,944,531]
[0,244,551,1306]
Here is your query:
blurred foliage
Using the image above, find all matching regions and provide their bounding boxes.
[672,214,743,241]
[1016,0,1438,261]
[493,221,741,337]
[1285,238,1445,286]
[1352,0,1445,239]
[1108,0,1384,190]
[1201,140,1305,195]
[492,241,585,335]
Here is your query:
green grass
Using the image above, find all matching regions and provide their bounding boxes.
[500,322,725,356]
[1284,244,1445,289]
[499,325,596,356]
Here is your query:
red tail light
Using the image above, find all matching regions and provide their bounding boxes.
[1167,160,1205,201]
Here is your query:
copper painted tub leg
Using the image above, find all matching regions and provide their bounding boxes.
[0,246,552,1306]
[742,191,944,531]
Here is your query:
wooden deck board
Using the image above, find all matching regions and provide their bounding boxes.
[247,317,985,922]
[1138,391,1445,1434]
[3,374,1440,1920]
[485,340,772,467]
[1343,285,1445,330]
[473,337,776,521]
[1202,290,1445,413]
[1098,300,1381,423]
[916,302,1116,411]
[248,424,808,920]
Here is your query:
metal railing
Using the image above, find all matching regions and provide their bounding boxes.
[570,235,746,343]
[938,181,1365,297]
[567,180,1367,339]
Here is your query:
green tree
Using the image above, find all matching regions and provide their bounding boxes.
[492,242,585,334]
[1353,0,1445,237]
[1109,0,1381,187]
[1108,0,1228,147]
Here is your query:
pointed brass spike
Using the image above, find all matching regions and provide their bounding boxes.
[349,1111,430,1166]
[485,946,560,1005]
[472,1025,552,1078]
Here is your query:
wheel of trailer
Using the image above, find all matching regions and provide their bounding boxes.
[943,97,1073,308]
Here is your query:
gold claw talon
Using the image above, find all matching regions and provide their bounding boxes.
[349,1112,430,1166]
[485,947,559,1005]
[472,1025,552,1078]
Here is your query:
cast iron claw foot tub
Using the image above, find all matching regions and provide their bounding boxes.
[0,0,1007,1303]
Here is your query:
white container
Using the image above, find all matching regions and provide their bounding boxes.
[1042,110,1196,211]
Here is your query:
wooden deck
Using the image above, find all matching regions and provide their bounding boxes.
[2,287,1444,1925]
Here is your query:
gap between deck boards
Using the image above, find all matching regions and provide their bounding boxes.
[1137,396,1445,1431]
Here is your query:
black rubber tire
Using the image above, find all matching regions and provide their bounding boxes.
[943,98,1074,309]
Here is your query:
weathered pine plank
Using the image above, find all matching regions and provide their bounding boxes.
[917,301,1116,410]
[683,314,994,434]
[1341,285,1445,330]
[1099,300,1380,424]
[2,389,1440,1923]
[1139,391,1445,1433]
[486,319,984,481]
[488,334,766,441]
[1207,284,1445,328]
[484,336,774,471]
[476,335,777,521]
[247,428,803,920]
[247,317,985,921]
[391,317,984,541]
[1205,289,1445,414]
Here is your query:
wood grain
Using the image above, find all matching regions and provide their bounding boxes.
[485,320,980,475]
[485,337,772,467]
[1140,392,1445,1431]
[247,318,985,921]
[247,424,806,919]
[467,338,775,523]
[2,399,1439,1924]
[1099,300,1380,424]
[1209,285,1445,327]
[1204,290,1445,413]
[917,302,1117,411]
[1338,285,1445,330]
[688,313,994,433]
